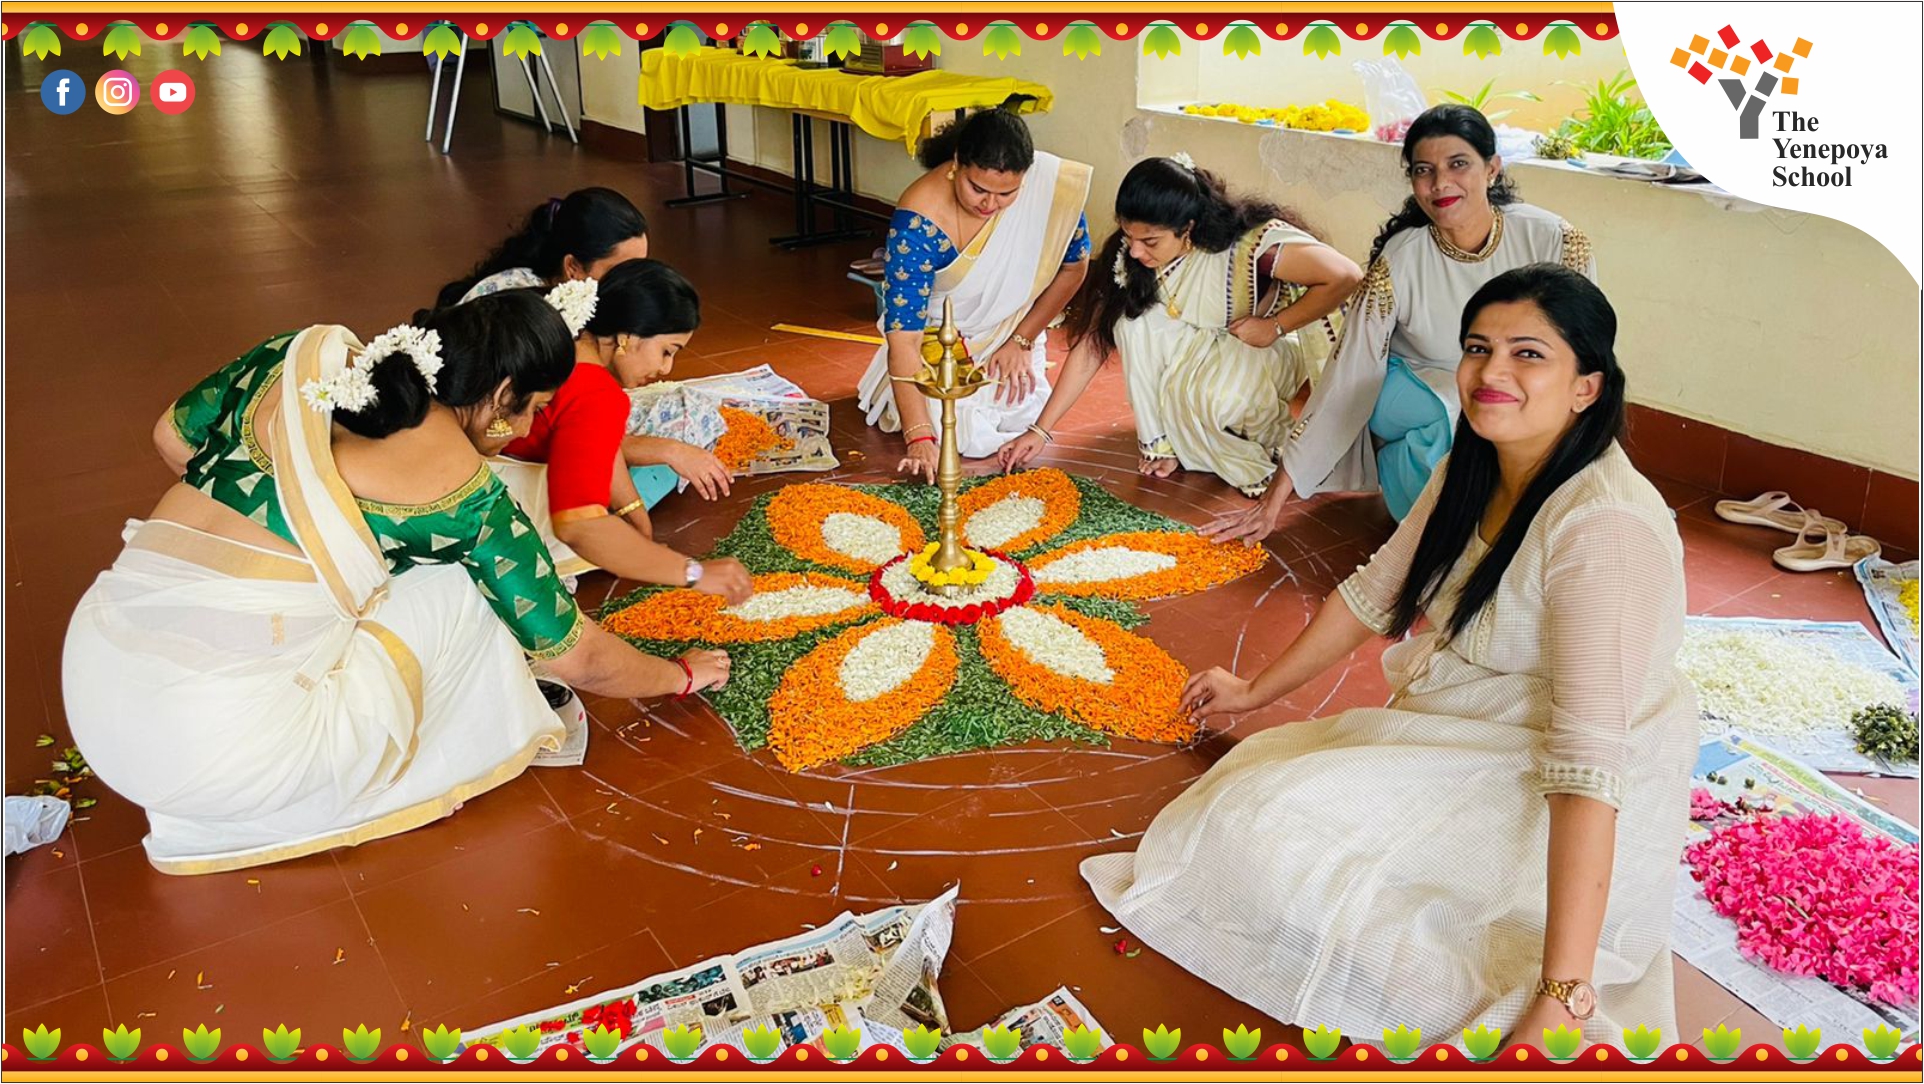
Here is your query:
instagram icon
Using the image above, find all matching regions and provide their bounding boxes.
[95,70,141,115]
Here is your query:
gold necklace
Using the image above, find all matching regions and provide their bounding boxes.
[1156,248,1198,318]
[1430,209,1505,263]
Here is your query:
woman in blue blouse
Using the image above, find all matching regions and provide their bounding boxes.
[855,105,1092,479]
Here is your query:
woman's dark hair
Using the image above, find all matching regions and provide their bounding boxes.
[916,100,1035,173]
[583,258,701,339]
[1367,104,1521,267]
[433,186,648,309]
[336,290,575,438]
[1062,156,1318,358]
[1385,264,1626,642]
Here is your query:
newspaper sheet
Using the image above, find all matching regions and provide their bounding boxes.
[529,708,588,768]
[1855,557,1920,677]
[626,365,839,483]
[460,886,958,1060]
[1685,616,1920,777]
[946,986,1113,1055]
[1674,736,1919,1041]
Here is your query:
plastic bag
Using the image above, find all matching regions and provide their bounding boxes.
[1353,57,1427,144]
[1493,125,1546,162]
[4,796,70,857]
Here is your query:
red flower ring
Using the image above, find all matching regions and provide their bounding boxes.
[869,553,1034,626]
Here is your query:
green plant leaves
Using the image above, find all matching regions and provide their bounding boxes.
[663,1023,703,1060]
[1142,24,1181,59]
[339,23,380,60]
[821,1024,859,1061]
[1863,1024,1902,1061]
[502,22,544,59]
[1782,1025,1821,1062]
[22,1026,60,1061]
[182,24,222,60]
[584,1024,622,1060]
[1303,24,1341,59]
[902,23,942,59]
[739,22,780,58]
[499,1024,540,1060]
[262,1025,300,1062]
[1701,1024,1741,1062]
[182,1025,220,1061]
[1223,24,1261,59]
[20,24,60,59]
[102,23,141,59]
[1622,1025,1662,1061]
[102,1025,142,1062]
[421,24,460,60]
[263,22,303,58]
[1061,23,1101,59]
[580,22,624,60]
[1462,1024,1500,1060]
[1544,23,1582,59]
[1464,22,1502,58]
[981,1024,1021,1060]
[1222,1025,1260,1059]
[1142,1024,1180,1059]
[1061,1025,1101,1061]
[1383,23,1422,58]
[823,22,860,60]
[982,23,1021,59]
[1303,1025,1341,1059]
[1543,1023,1583,1061]
[1383,1024,1422,1061]
[342,1025,381,1061]
[1556,68,1670,159]
[901,1024,941,1060]
[421,1025,461,1062]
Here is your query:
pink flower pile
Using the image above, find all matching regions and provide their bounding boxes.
[1689,787,1728,821]
[1686,811,1920,1007]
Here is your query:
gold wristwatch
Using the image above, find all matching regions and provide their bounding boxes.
[1536,977,1598,1021]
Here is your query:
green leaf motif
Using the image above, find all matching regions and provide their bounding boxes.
[102,23,141,59]
[981,1024,1021,1060]
[823,22,861,60]
[662,22,700,56]
[580,22,623,60]
[901,1024,941,1060]
[583,1024,622,1061]
[1782,1025,1821,1062]
[262,1024,301,1062]
[102,1024,142,1061]
[340,23,380,60]
[1622,1025,1662,1061]
[1543,1023,1583,1061]
[182,1025,221,1061]
[662,1023,703,1060]
[1544,24,1582,59]
[182,24,222,60]
[21,24,60,59]
[1863,1024,1902,1061]
[22,1025,61,1061]
[1462,1024,1501,1060]
[1061,1025,1101,1061]
[502,22,544,59]
[1383,1024,1422,1061]
[981,23,1021,60]
[1464,23,1502,58]
[1303,24,1341,59]
[902,23,942,60]
[739,22,780,58]
[1384,24,1422,59]
[1222,24,1261,59]
[1700,1024,1740,1062]
[421,24,461,60]
[1304,1025,1342,1058]
[1223,1025,1260,1059]
[264,23,304,59]
[741,1023,782,1060]
[1061,23,1101,60]
[421,1025,462,1062]
[342,1025,381,1061]
[821,1024,860,1061]
[1142,1024,1180,1059]
[500,1024,540,1060]
[1142,24,1182,59]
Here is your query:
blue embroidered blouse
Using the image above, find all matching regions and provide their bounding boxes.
[882,210,1092,333]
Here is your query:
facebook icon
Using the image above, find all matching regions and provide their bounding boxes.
[39,69,84,114]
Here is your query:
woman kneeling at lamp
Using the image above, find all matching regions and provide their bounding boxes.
[1084,266,1696,1046]
[63,290,729,874]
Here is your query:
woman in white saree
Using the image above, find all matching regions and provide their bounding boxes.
[855,105,1093,477]
[63,292,729,874]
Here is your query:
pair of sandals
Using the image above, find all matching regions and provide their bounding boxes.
[1713,491,1882,572]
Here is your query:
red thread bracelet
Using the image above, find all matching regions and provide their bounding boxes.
[674,658,694,698]
[908,435,936,448]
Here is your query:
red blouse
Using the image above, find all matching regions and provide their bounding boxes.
[503,362,629,519]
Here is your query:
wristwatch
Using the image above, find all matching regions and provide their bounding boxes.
[683,558,704,587]
[1536,977,1598,1021]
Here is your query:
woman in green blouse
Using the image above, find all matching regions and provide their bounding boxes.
[63,290,728,875]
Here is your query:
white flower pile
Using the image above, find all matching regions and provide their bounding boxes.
[1677,629,1911,740]
[1033,546,1178,586]
[999,606,1114,683]
[963,494,1047,551]
[838,621,936,702]
[821,512,905,567]
[723,583,868,623]
[880,553,1021,604]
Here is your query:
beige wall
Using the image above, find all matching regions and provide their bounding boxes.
[611,44,1919,478]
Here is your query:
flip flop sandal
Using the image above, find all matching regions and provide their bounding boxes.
[1715,490,1847,535]
[1773,512,1882,572]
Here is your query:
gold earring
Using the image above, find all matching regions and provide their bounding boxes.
[946,167,956,180]
[485,416,514,439]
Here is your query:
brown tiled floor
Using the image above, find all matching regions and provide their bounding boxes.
[6,47,1917,1051]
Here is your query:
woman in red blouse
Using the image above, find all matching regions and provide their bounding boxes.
[500,260,752,603]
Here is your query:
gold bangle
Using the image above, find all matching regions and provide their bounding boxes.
[611,498,646,518]
[903,422,935,438]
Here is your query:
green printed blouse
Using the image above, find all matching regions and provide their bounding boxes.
[171,332,583,659]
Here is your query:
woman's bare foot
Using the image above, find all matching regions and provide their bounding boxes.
[1139,456,1178,478]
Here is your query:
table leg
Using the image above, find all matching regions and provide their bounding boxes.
[666,103,751,207]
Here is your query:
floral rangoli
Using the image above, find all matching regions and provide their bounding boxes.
[601,469,1266,771]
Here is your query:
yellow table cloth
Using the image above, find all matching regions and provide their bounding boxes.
[639,48,1053,151]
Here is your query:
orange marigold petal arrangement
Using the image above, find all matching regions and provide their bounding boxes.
[600,571,874,644]
[977,602,1196,744]
[1027,530,1268,599]
[768,619,959,771]
[765,483,928,574]
[714,405,794,475]
[956,467,1081,554]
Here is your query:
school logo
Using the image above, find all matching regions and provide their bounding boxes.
[1670,25,1812,139]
